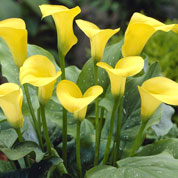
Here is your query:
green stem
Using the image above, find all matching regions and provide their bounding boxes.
[23,84,44,151]
[15,128,31,167]
[59,52,68,167]
[98,108,105,145]
[15,128,23,142]
[76,120,82,178]
[59,52,66,80]
[37,107,41,126]
[109,143,115,165]
[62,108,67,166]
[102,97,119,165]
[37,107,44,152]
[40,104,52,155]
[94,107,105,165]
[113,97,122,165]
[94,98,100,166]
[129,120,147,157]
[94,61,100,166]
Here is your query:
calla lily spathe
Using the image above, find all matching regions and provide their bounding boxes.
[122,13,178,57]
[97,56,144,96]
[0,18,27,67]
[76,19,120,61]
[138,77,178,120]
[39,5,81,57]
[56,80,103,120]
[20,55,62,104]
[0,83,23,128]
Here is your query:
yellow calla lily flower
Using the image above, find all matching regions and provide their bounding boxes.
[122,12,178,57]
[0,18,27,67]
[97,56,144,96]
[76,19,120,61]
[56,80,103,120]
[39,5,81,57]
[0,83,23,128]
[138,77,178,120]
[20,55,62,104]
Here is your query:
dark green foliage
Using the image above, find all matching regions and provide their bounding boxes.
[143,26,178,82]
[0,157,61,178]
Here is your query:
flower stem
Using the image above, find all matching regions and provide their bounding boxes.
[113,96,122,165]
[59,52,67,167]
[23,84,44,151]
[37,107,41,126]
[102,97,119,165]
[62,108,67,166]
[40,104,52,155]
[94,61,100,166]
[59,52,66,80]
[76,120,82,178]
[94,107,105,165]
[129,120,147,157]
[98,108,105,144]
[15,128,31,167]
[15,128,23,142]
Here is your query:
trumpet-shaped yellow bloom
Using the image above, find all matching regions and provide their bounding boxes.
[122,13,178,57]
[76,19,120,61]
[97,56,144,96]
[39,5,81,57]
[0,18,27,67]
[20,55,62,104]
[0,83,23,128]
[138,77,178,120]
[56,80,103,120]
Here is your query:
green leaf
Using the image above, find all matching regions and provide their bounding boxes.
[151,104,174,137]
[77,40,123,93]
[85,165,116,178]
[117,152,178,178]
[45,99,75,136]
[0,129,17,148]
[0,38,19,84]
[80,119,95,148]
[85,152,178,178]
[0,157,61,178]
[136,138,178,159]
[0,160,14,173]
[0,141,44,162]
[0,109,6,122]
[66,66,81,83]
